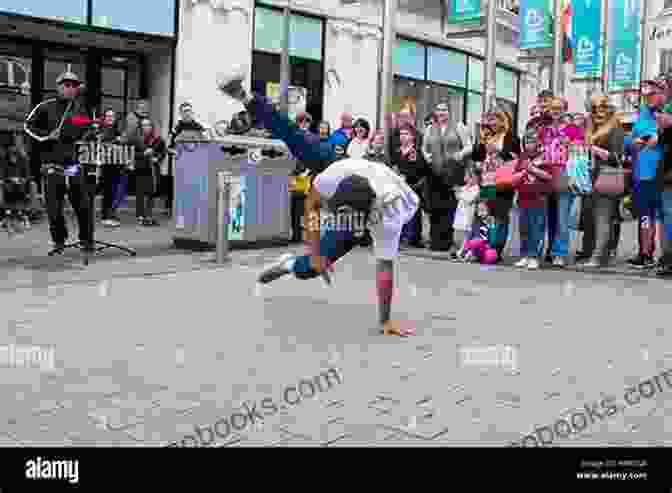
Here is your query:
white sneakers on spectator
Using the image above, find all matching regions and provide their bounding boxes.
[552,257,565,267]
[515,257,540,270]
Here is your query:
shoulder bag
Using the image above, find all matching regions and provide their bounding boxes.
[592,151,631,197]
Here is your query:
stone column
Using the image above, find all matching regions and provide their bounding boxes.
[175,0,253,130]
[324,19,381,131]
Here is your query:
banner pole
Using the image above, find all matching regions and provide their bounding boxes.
[601,0,609,93]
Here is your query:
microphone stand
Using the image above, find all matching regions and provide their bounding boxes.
[47,129,137,265]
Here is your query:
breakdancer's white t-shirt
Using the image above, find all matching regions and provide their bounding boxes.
[312,158,419,260]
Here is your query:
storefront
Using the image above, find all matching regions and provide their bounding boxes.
[393,37,520,133]
[176,0,530,137]
[0,1,176,181]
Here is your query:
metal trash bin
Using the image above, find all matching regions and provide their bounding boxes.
[172,135,293,250]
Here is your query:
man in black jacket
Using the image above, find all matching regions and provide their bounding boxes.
[24,68,94,251]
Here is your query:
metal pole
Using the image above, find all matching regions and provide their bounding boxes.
[216,171,231,263]
[638,0,649,97]
[551,0,564,95]
[380,0,396,152]
[279,2,291,114]
[482,0,497,112]
[601,0,609,93]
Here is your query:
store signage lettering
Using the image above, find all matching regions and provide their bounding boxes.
[650,26,672,42]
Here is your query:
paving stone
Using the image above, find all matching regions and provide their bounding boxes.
[4,415,79,446]
[0,433,21,446]
[324,426,403,446]
[227,427,294,447]
[126,407,243,447]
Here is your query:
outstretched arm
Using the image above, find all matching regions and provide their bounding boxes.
[246,95,335,164]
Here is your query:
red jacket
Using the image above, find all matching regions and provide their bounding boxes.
[512,154,554,208]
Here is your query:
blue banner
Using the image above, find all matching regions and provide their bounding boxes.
[573,0,602,77]
[446,0,482,23]
[519,0,552,50]
[608,0,640,90]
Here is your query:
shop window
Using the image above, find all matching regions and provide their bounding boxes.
[496,66,518,102]
[91,0,176,36]
[251,51,324,123]
[427,47,467,88]
[394,38,425,80]
[661,50,672,75]
[424,83,465,126]
[254,5,323,61]
[393,78,465,128]
[392,77,423,127]
[0,0,86,23]
[468,57,484,93]
[466,91,482,127]
[0,42,32,133]
[100,96,125,120]
[666,0,672,11]
[102,66,125,97]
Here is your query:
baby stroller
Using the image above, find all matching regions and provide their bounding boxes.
[0,176,32,235]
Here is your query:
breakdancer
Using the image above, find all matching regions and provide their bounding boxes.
[218,69,418,336]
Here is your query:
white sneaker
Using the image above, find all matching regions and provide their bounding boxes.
[527,258,540,270]
[515,257,529,268]
[552,257,565,267]
[257,253,295,284]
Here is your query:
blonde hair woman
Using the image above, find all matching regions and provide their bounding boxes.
[579,95,625,268]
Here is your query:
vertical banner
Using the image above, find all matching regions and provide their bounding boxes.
[608,0,641,90]
[446,0,482,23]
[573,0,602,77]
[519,0,552,50]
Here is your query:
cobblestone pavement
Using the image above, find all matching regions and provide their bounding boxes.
[0,242,671,447]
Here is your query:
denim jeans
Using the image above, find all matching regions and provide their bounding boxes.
[520,206,547,258]
[660,189,672,264]
[401,208,422,244]
[550,192,577,258]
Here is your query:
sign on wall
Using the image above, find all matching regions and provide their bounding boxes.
[518,0,552,50]
[573,0,602,77]
[445,0,482,23]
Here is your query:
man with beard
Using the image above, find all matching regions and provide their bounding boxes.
[24,68,94,252]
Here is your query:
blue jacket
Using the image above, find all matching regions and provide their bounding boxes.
[328,128,351,148]
[631,105,664,182]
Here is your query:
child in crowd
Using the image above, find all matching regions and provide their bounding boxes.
[513,130,554,270]
[453,169,480,259]
[460,202,498,265]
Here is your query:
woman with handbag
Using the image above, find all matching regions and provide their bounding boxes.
[472,108,521,262]
[421,102,473,252]
[579,95,627,268]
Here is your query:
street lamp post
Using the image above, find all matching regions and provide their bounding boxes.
[551,0,564,95]
[279,1,291,114]
[380,0,397,152]
[483,0,498,112]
